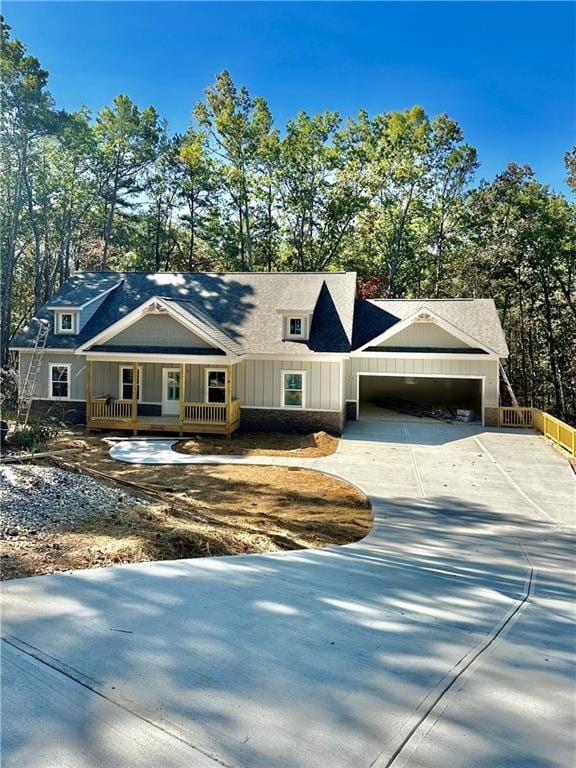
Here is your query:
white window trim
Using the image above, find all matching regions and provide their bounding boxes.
[281,369,306,409]
[205,368,227,403]
[48,363,71,400]
[119,365,143,402]
[54,311,77,335]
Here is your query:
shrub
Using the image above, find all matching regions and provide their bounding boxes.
[0,367,18,417]
[9,417,63,453]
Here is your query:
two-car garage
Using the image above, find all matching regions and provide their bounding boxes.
[356,373,484,423]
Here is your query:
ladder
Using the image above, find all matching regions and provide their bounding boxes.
[499,360,519,408]
[14,320,50,430]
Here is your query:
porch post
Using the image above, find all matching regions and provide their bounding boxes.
[226,363,232,437]
[86,359,93,432]
[131,361,138,434]
[179,362,186,434]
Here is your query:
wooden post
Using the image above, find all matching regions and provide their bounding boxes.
[86,360,93,433]
[131,361,138,435]
[225,364,232,438]
[179,362,185,435]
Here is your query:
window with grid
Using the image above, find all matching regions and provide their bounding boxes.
[120,367,141,401]
[282,372,304,408]
[50,365,70,398]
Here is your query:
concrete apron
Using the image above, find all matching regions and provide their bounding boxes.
[1,421,574,768]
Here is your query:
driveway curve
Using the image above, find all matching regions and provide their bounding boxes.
[2,421,575,768]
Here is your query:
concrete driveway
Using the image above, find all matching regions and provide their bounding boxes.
[1,421,575,768]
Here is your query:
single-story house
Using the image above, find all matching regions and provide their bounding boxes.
[12,271,508,435]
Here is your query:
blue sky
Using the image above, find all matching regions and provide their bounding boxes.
[5,1,575,193]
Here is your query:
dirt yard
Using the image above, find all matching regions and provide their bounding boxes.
[0,435,370,580]
[175,430,339,457]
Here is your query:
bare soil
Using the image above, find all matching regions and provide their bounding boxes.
[175,430,339,457]
[1,435,370,580]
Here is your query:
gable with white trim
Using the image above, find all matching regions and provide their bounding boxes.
[374,322,473,349]
[105,314,216,349]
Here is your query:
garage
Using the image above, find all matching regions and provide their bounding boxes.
[357,373,484,424]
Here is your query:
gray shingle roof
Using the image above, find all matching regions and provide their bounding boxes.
[46,274,123,308]
[13,271,357,355]
[352,298,508,356]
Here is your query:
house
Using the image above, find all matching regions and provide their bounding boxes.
[11,272,508,436]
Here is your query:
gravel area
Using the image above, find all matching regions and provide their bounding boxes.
[0,465,141,538]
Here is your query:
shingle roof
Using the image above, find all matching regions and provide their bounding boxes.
[352,298,508,356]
[46,274,123,308]
[13,271,357,355]
[90,345,225,356]
[161,298,244,355]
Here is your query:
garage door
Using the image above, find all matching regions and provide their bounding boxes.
[357,374,484,424]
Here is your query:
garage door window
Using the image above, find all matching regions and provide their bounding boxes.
[282,371,305,408]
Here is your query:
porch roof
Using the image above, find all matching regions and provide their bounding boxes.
[88,344,225,356]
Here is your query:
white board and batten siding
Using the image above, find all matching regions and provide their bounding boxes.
[236,359,341,411]
[19,352,87,401]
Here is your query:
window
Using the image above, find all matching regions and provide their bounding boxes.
[206,369,226,403]
[49,364,70,399]
[120,366,142,401]
[282,370,305,408]
[56,312,76,334]
[289,318,303,336]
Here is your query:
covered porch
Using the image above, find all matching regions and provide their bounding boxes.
[85,359,241,436]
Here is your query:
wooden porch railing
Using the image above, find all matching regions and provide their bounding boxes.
[229,398,241,427]
[90,398,133,420]
[183,402,227,424]
[499,406,575,457]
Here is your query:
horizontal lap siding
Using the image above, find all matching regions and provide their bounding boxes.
[107,315,213,348]
[348,357,499,405]
[236,360,341,410]
[377,324,471,348]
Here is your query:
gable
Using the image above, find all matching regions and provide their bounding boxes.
[104,314,217,349]
[375,321,472,349]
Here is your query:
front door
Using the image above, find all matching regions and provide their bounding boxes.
[162,368,181,416]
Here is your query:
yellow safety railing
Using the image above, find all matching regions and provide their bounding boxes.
[499,407,576,457]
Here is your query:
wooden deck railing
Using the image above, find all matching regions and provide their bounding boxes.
[90,398,133,420]
[499,406,575,457]
[230,398,241,426]
[499,406,534,428]
[182,401,240,425]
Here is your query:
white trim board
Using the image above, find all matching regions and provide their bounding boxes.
[354,306,497,355]
[78,296,238,357]
[355,371,486,426]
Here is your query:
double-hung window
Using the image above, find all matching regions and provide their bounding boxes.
[206,369,226,403]
[282,371,305,408]
[120,367,142,401]
[49,364,70,399]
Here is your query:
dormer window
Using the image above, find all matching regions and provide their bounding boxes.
[289,318,302,336]
[55,311,77,334]
[283,315,309,341]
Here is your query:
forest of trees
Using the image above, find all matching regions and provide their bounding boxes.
[1,18,575,421]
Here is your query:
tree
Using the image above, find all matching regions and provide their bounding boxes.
[279,111,367,271]
[174,127,217,270]
[0,17,61,364]
[194,71,274,270]
[93,94,162,267]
